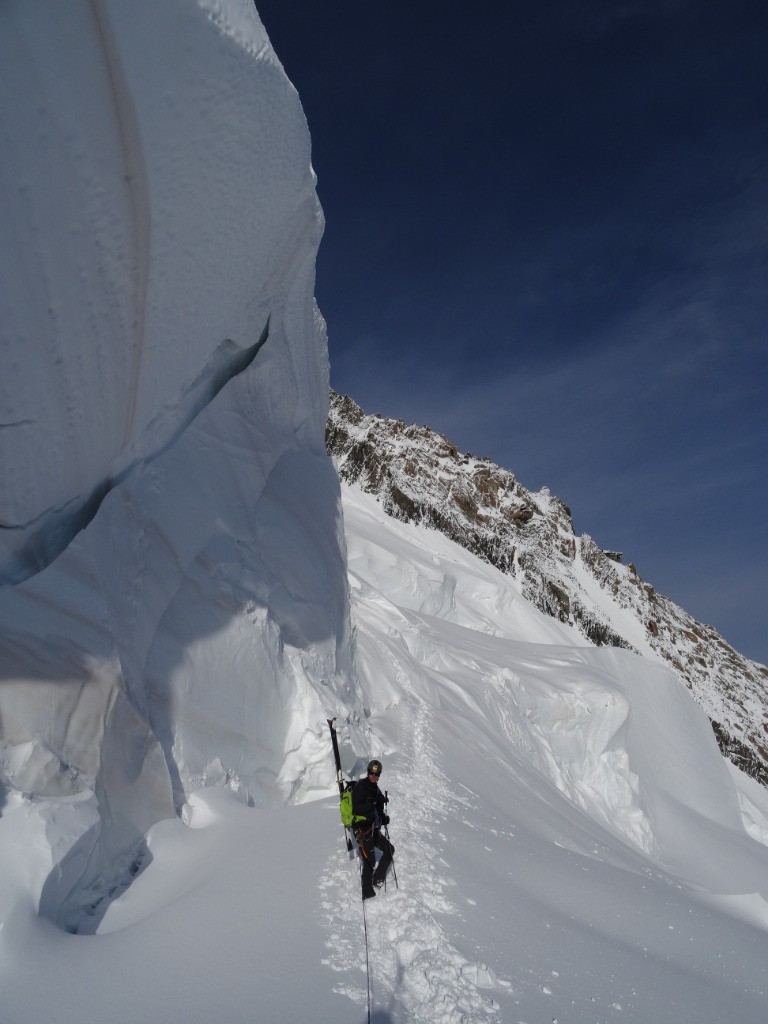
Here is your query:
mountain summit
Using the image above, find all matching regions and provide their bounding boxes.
[328,390,768,786]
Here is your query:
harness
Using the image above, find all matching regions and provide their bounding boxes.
[354,822,375,843]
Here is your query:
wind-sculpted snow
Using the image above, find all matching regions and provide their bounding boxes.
[0,0,356,933]
[487,671,659,857]
[341,486,754,872]
[0,0,322,583]
[328,391,768,789]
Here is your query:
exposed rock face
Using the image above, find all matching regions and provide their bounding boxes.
[328,391,768,785]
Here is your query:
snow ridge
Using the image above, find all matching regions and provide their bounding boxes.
[328,391,768,789]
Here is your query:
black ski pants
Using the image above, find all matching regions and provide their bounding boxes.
[357,828,394,898]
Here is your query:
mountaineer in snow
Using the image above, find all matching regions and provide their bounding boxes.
[351,759,394,900]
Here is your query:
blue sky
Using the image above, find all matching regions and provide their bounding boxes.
[256,1,768,665]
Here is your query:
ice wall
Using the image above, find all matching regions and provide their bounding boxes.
[0,0,356,927]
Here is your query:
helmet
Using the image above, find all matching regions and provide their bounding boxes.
[367,760,382,775]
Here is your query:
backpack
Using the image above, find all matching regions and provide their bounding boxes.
[339,781,361,828]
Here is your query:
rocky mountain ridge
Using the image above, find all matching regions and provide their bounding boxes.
[327,391,768,786]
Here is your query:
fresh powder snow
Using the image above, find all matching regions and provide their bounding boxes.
[1,3,768,1023]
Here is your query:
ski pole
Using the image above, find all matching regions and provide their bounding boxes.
[384,790,399,889]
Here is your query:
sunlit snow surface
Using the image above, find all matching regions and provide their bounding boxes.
[2,483,768,1023]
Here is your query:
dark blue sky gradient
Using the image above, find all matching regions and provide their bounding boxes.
[256,1,768,664]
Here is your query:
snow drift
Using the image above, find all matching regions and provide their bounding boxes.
[0,0,355,931]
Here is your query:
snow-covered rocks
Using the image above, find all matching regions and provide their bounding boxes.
[328,390,768,787]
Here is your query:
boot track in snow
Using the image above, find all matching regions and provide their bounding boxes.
[319,695,508,1024]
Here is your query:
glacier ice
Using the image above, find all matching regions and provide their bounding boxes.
[0,0,356,929]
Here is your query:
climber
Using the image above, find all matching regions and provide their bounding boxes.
[351,759,394,900]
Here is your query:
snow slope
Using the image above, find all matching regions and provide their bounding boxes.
[3,483,768,1023]
[328,391,768,788]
